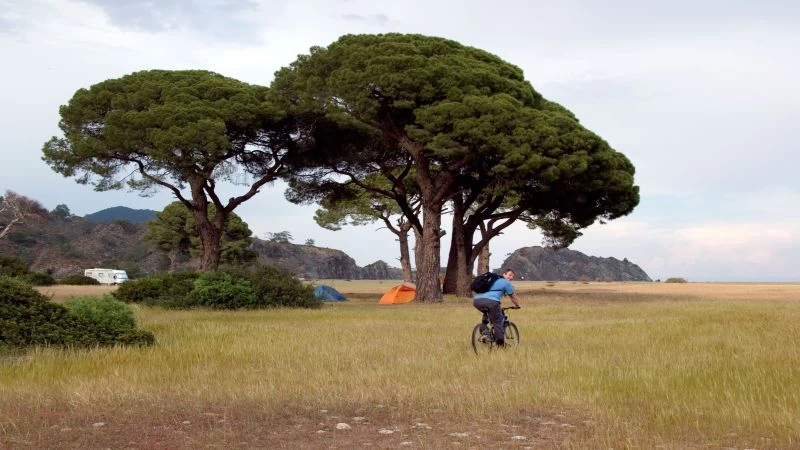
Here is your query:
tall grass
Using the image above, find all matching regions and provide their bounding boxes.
[4,282,800,447]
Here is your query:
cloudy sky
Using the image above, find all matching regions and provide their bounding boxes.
[1,0,798,281]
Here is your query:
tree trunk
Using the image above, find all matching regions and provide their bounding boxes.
[477,242,491,274]
[414,205,443,302]
[398,227,413,283]
[192,210,224,271]
[443,203,472,297]
[413,226,423,282]
[442,237,459,294]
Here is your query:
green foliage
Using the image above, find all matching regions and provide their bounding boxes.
[42,70,276,193]
[665,277,688,283]
[59,274,101,285]
[115,266,320,309]
[244,265,321,309]
[144,201,256,266]
[266,231,293,243]
[41,70,296,270]
[24,272,56,286]
[0,255,28,277]
[187,272,256,309]
[274,33,639,298]
[0,277,153,348]
[114,272,198,305]
[0,276,75,346]
[65,295,136,331]
[50,204,72,219]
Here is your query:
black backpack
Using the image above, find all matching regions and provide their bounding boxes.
[471,272,500,293]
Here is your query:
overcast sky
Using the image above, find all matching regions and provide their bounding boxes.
[1,0,798,281]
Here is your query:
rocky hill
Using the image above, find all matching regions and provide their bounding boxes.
[499,246,651,281]
[0,211,403,280]
[0,215,166,278]
[249,239,403,280]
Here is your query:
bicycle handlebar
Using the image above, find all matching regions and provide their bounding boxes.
[503,306,520,310]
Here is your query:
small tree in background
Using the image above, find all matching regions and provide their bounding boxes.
[50,204,72,220]
[143,201,256,271]
[265,231,293,243]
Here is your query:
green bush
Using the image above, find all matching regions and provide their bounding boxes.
[244,265,321,309]
[187,271,256,309]
[0,276,154,348]
[65,295,136,330]
[114,266,320,309]
[0,255,29,277]
[665,277,688,283]
[114,272,198,306]
[0,276,80,346]
[24,272,56,286]
[59,274,100,285]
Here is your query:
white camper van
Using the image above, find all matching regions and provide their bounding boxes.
[84,268,129,285]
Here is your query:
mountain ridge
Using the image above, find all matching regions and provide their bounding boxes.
[85,206,157,224]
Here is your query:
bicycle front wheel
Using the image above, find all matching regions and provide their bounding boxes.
[471,323,493,354]
[503,321,520,348]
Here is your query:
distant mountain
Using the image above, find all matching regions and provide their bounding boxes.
[499,246,651,281]
[85,206,157,224]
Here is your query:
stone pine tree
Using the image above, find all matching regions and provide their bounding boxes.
[290,180,420,283]
[143,201,256,271]
[42,70,306,270]
[272,34,554,301]
[443,109,640,296]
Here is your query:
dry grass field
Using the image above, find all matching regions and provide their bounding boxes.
[1,281,799,448]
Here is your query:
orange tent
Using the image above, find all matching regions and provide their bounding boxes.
[379,284,416,304]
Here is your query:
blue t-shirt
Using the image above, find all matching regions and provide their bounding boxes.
[473,278,514,302]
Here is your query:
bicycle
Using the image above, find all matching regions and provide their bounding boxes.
[471,306,520,354]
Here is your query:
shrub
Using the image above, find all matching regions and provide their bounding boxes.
[665,277,688,283]
[24,272,56,286]
[65,295,136,330]
[115,266,320,309]
[65,295,154,346]
[0,276,79,347]
[0,255,28,278]
[0,277,154,348]
[114,272,198,306]
[244,265,321,309]
[187,271,256,309]
[59,274,100,285]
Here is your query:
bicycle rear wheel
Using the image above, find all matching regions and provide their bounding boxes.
[471,323,493,354]
[503,321,520,348]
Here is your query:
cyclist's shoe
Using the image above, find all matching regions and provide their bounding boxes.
[495,339,506,348]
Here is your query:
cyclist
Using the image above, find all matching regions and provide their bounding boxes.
[473,268,521,346]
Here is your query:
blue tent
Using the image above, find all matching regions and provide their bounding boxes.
[313,285,347,302]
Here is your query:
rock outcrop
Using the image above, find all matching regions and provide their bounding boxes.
[498,246,651,281]
[249,239,403,280]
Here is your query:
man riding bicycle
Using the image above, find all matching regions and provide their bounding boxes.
[472,268,521,347]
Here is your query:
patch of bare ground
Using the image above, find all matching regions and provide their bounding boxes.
[35,285,118,302]
[0,400,592,449]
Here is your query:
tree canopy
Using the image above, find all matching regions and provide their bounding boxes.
[272,33,639,300]
[42,70,303,269]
